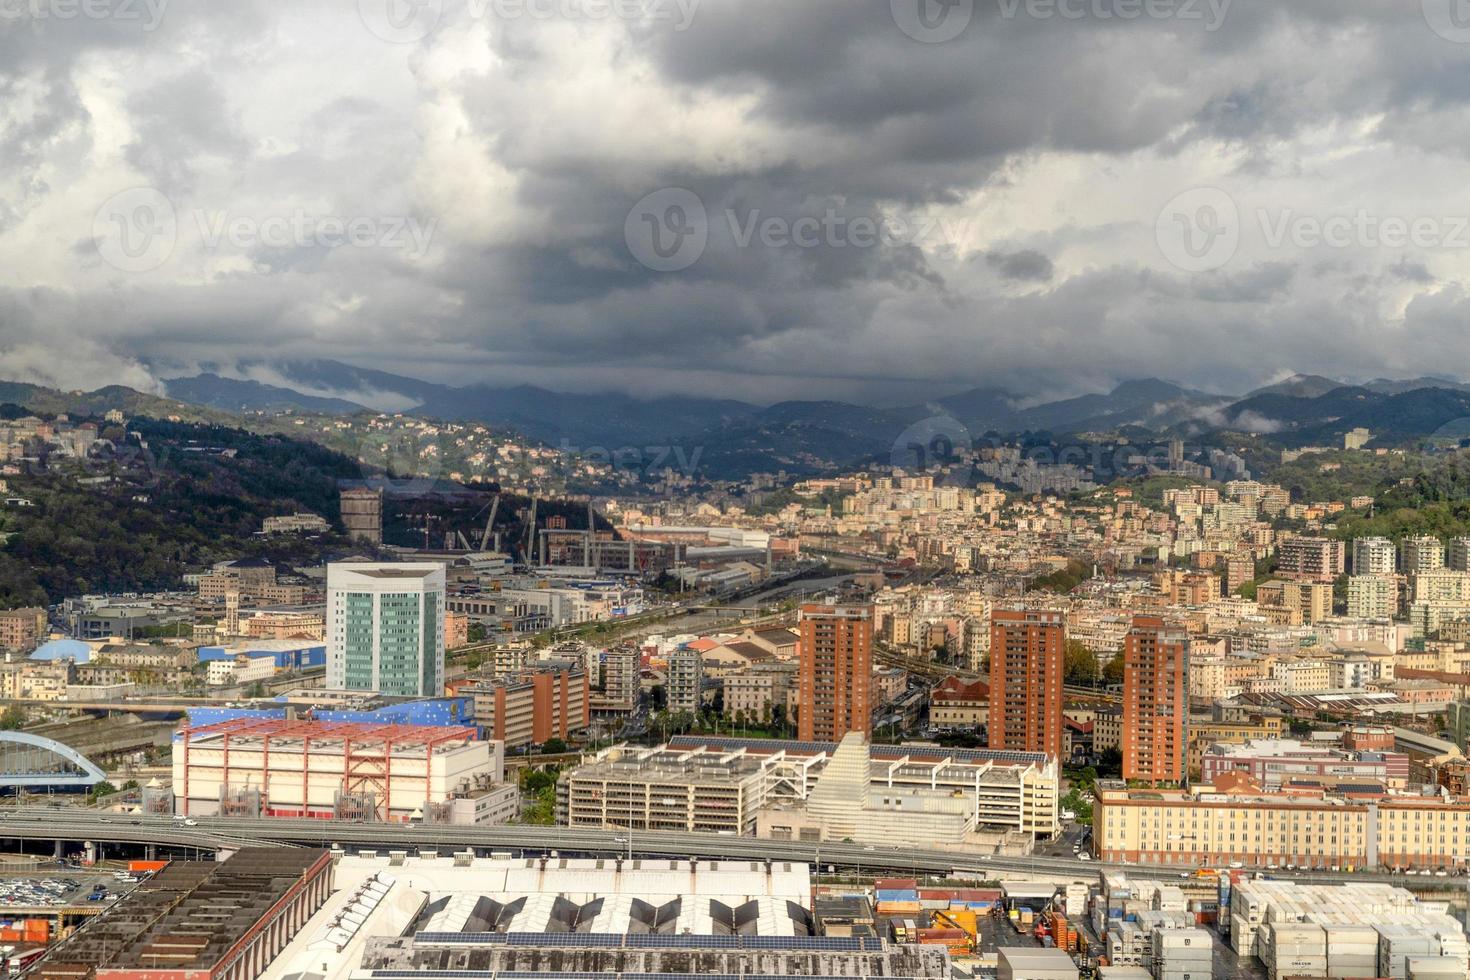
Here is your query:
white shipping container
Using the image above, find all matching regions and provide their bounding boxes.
[1407,956,1466,980]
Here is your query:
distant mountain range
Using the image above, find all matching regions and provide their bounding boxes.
[7,363,1470,482]
[154,362,1470,475]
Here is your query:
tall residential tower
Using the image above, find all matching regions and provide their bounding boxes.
[797,603,874,741]
[1121,615,1189,785]
[988,609,1065,760]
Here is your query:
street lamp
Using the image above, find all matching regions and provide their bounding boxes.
[614,834,632,861]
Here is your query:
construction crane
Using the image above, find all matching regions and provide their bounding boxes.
[479,493,501,552]
[585,499,596,568]
[522,495,538,563]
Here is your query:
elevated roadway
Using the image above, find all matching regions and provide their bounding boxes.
[0,807,1446,891]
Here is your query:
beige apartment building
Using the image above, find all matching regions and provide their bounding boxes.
[1256,580,1332,625]
[1096,785,1470,870]
[929,676,989,728]
[1186,714,1286,775]
[0,607,46,653]
[1188,656,1271,701]
[1347,574,1398,620]
[0,661,70,701]
[723,661,797,723]
[243,611,326,641]
[1271,659,1333,694]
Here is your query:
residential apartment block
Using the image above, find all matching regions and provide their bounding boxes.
[1121,616,1188,785]
[797,603,874,741]
[989,608,1065,760]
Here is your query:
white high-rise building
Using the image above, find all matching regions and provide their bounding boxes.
[327,562,446,697]
[1352,537,1396,576]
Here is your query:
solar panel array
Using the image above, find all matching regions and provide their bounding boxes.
[411,932,874,951]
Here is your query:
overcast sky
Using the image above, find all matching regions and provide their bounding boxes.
[5,0,1470,405]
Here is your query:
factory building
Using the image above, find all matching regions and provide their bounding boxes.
[173,719,506,823]
[35,849,332,980]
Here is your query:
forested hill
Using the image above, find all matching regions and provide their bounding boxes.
[0,418,363,606]
[0,417,607,607]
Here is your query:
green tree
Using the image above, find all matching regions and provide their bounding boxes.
[1063,640,1100,684]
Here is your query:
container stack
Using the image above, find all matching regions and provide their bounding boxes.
[1097,969,1152,980]
[1106,921,1148,967]
[1152,885,1186,914]
[1150,927,1212,980]
[1407,956,1466,980]
[1258,921,1326,980]
[1321,923,1378,979]
[1379,925,1438,980]
[874,877,921,918]
[1064,882,1089,918]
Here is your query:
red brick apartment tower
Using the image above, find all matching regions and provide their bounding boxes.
[1122,615,1189,785]
[988,609,1065,760]
[797,603,874,741]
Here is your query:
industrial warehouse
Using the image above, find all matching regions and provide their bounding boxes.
[171,719,513,823]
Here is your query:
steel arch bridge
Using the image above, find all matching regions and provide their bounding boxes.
[0,731,107,790]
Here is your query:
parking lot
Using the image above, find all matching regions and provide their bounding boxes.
[0,871,141,910]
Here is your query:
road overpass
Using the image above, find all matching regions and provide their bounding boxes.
[0,807,1450,892]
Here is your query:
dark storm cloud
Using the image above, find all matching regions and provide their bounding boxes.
[987,250,1055,283]
[5,0,1470,401]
